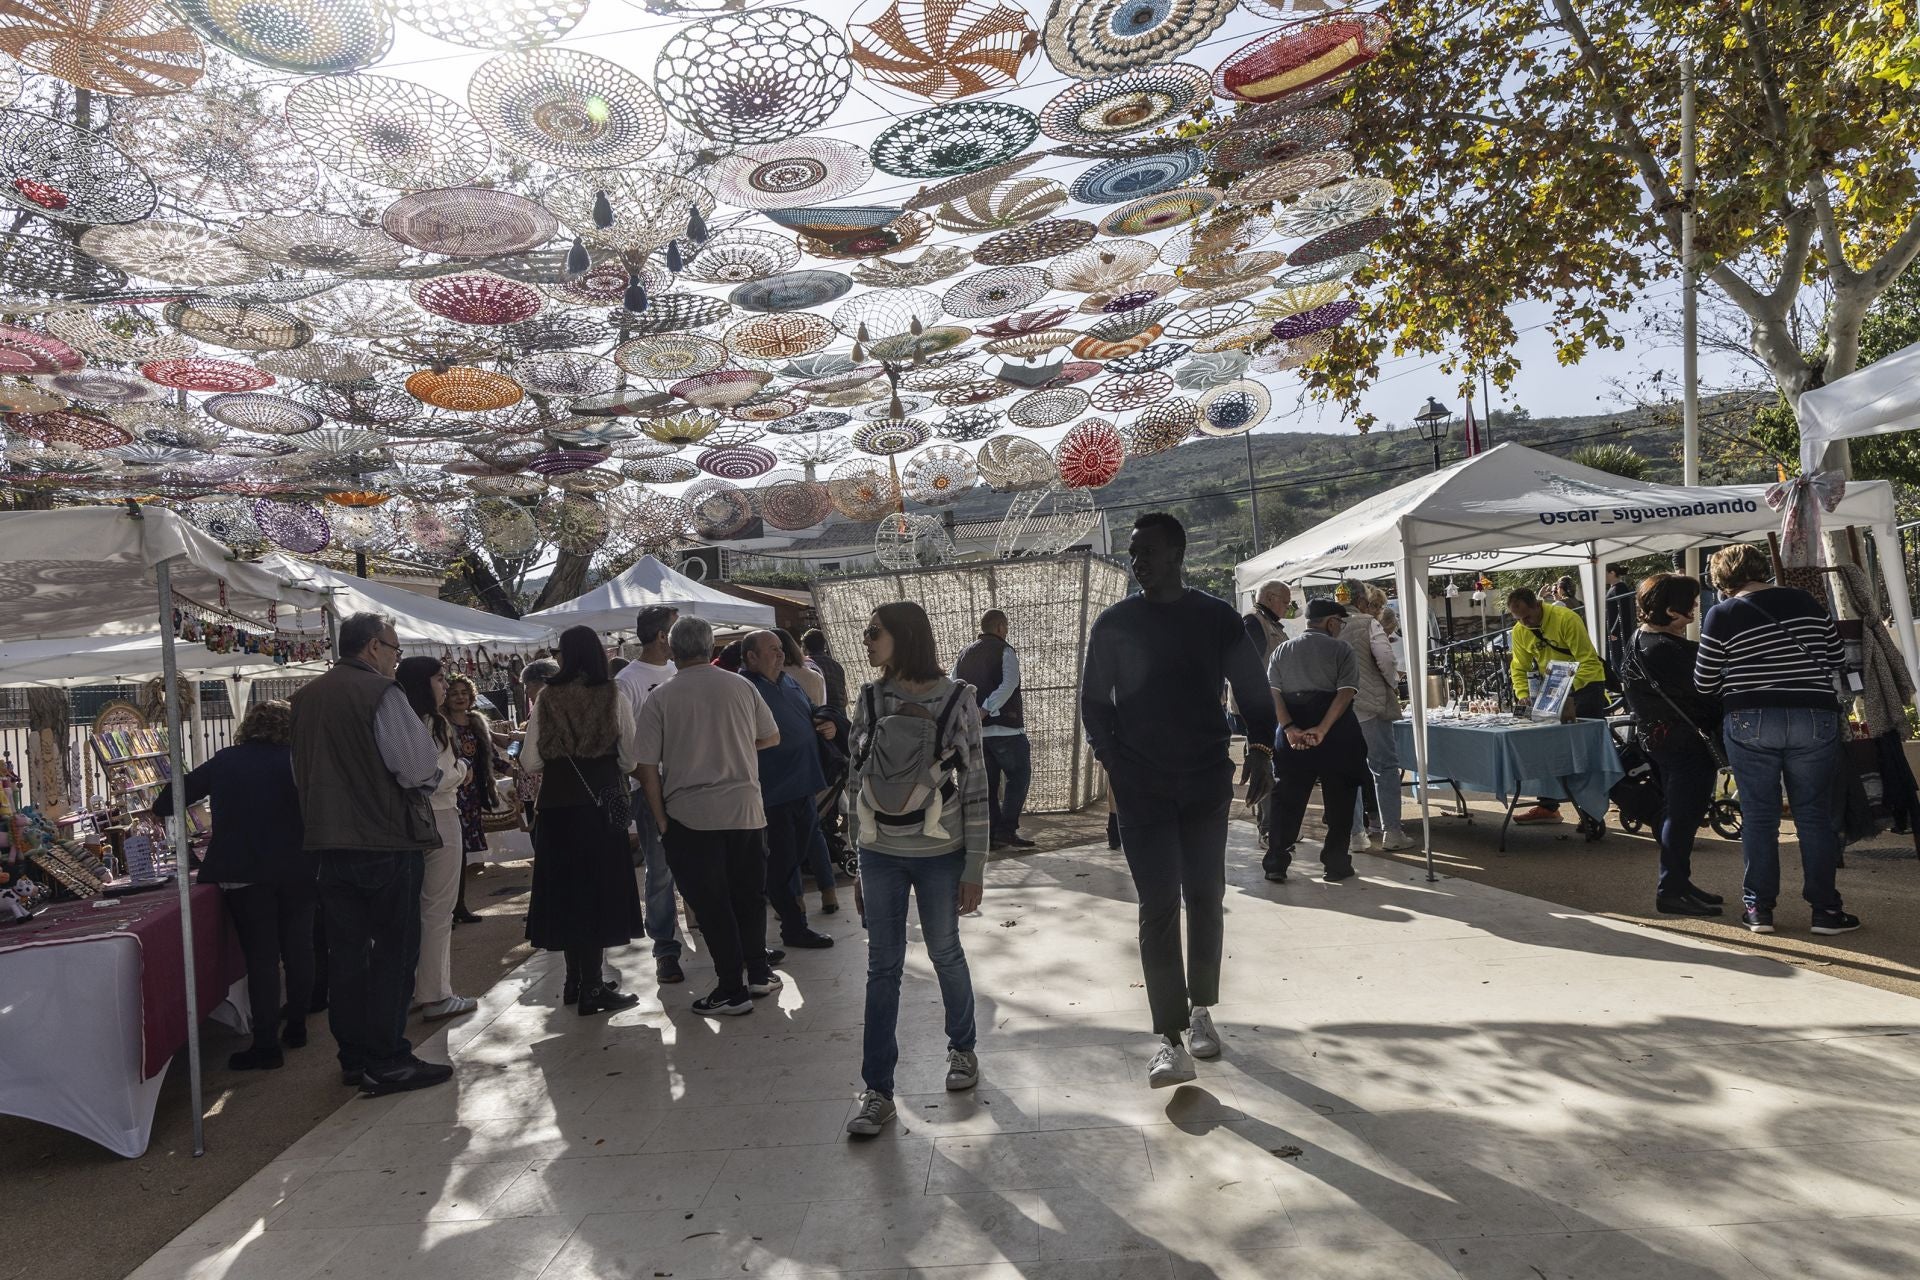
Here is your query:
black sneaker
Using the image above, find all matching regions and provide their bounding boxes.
[1007,835,1036,849]
[1264,869,1288,883]
[1322,867,1356,883]
[1657,894,1721,917]
[765,947,787,966]
[1811,910,1861,935]
[1683,886,1726,905]
[1742,907,1775,934]
[782,929,835,949]
[656,956,685,985]
[691,990,753,1017]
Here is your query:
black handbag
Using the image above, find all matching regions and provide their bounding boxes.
[569,757,632,834]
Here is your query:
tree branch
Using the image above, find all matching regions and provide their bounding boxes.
[1425,107,1635,157]
[1859,208,1920,296]
[1806,178,1859,288]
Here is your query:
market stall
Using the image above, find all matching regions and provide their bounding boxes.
[1234,444,1918,875]
[527,553,774,636]
[0,506,324,1156]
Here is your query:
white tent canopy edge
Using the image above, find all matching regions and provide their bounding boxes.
[1798,337,1920,474]
[527,553,774,634]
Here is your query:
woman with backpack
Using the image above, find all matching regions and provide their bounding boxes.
[1622,575,1725,919]
[843,600,988,1138]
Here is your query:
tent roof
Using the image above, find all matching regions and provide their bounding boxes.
[260,555,555,653]
[0,633,323,688]
[1798,338,1920,473]
[526,554,775,634]
[0,506,325,644]
[1235,443,1897,592]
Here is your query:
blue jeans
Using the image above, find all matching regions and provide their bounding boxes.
[859,849,976,1098]
[1724,707,1844,912]
[983,734,1032,842]
[1350,716,1405,837]
[632,793,680,960]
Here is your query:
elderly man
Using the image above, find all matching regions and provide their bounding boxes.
[955,609,1033,851]
[1082,512,1275,1089]
[635,617,782,1017]
[617,604,685,984]
[1506,586,1609,824]
[291,611,452,1096]
[1265,599,1369,886]
[1243,580,1292,662]
[740,629,836,950]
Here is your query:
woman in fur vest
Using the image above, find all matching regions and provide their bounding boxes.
[520,625,643,1015]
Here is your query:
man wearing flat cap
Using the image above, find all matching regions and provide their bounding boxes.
[1264,599,1370,885]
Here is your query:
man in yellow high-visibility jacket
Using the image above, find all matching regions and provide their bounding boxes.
[1506,585,1609,824]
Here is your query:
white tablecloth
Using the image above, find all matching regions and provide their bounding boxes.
[0,933,246,1157]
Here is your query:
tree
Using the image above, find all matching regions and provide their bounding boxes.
[1570,443,1652,480]
[1317,0,1920,455]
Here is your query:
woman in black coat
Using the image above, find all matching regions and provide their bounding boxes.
[1623,574,1726,918]
[154,699,313,1070]
[521,626,644,1015]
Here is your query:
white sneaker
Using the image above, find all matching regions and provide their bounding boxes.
[945,1049,979,1091]
[1350,831,1376,854]
[1186,1007,1220,1060]
[1148,1040,1197,1088]
[1380,830,1416,852]
[748,974,784,997]
[419,995,476,1020]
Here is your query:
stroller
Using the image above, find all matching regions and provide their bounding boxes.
[812,703,858,879]
[1608,710,1742,841]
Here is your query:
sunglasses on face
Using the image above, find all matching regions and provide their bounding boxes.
[863,625,885,642]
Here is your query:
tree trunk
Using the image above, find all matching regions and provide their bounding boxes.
[24,687,71,816]
[530,551,590,613]
[459,552,522,619]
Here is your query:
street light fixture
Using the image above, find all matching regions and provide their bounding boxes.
[1413,396,1452,472]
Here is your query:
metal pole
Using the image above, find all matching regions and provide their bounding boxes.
[1244,430,1263,551]
[354,550,368,579]
[157,559,206,1157]
[1681,54,1702,622]
[1481,366,1495,449]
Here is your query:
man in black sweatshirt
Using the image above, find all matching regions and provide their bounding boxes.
[1081,512,1277,1089]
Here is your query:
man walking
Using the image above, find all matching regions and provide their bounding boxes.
[955,609,1033,851]
[616,605,685,984]
[1266,599,1370,884]
[1506,586,1609,824]
[290,611,452,1095]
[741,630,836,950]
[635,617,782,1017]
[1081,513,1275,1089]
[803,628,847,711]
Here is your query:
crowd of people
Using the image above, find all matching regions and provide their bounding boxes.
[167,511,1866,1128]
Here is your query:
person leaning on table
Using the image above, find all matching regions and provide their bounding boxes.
[1505,585,1609,825]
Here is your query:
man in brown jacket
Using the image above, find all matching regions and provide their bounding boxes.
[291,611,451,1095]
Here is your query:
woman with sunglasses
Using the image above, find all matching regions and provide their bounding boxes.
[844,601,987,1138]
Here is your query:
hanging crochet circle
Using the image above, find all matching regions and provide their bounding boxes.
[468,47,667,169]
[870,101,1039,179]
[1214,14,1392,105]
[846,0,1040,102]
[655,8,854,146]
[1040,0,1236,78]
[169,0,393,74]
[1097,187,1221,236]
[284,74,492,189]
[1053,416,1124,488]
[409,273,544,326]
[1037,62,1210,142]
[708,137,874,210]
[1068,147,1203,204]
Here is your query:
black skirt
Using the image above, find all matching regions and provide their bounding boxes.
[525,802,643,952]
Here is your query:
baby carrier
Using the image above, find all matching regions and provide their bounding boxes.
[849,680,971,846]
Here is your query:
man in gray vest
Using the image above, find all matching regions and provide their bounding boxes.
[955,609,1032,851]
[291,611,452,1096]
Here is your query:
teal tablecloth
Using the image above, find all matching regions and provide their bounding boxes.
[1391,718,1625,818]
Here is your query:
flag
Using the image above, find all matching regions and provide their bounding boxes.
[1463,399,1481,456]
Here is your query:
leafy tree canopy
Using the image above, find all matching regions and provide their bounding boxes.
[1314,0,1920,436]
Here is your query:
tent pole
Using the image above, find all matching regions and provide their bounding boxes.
[1681,54,1703,626]
[1398,537,1434,882]
[157,559,206,1157]
[1870,523,1920,720]
[1580,550,1606,658]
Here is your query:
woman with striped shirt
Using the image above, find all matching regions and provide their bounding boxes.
[1694,544,1858,937]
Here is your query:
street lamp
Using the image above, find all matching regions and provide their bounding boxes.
[1413,396,1452,471]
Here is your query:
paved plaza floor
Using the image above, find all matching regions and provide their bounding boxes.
[130,824,1920,1280]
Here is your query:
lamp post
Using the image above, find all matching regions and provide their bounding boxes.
[1414,397,1452,472]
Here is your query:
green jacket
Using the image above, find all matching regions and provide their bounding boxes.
[1508,602,1605,699]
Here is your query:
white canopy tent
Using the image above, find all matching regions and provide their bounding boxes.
[1798,338,1920,474]
[1234,444,1920,879]
[260,554,556,655]
[0,506,327,1156]
[527,553,775,635]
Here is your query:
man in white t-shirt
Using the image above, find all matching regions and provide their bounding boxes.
[617,605,684,984]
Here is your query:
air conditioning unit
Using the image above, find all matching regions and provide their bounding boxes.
[676,547,723,581]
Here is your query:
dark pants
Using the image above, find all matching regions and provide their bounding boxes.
[1267,770,1361,880]
[662,821,770,1002]
[316,849,424,1074]
[763,794,818,942]
[984,734,1032,843]
[1112,762,1233,1037]
[1648,731,1717,897]
[1539,683,1612,809]
[223,881,317,1052]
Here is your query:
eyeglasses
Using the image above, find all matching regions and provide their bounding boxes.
[374,636,403,656]
[862,625,885,641]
